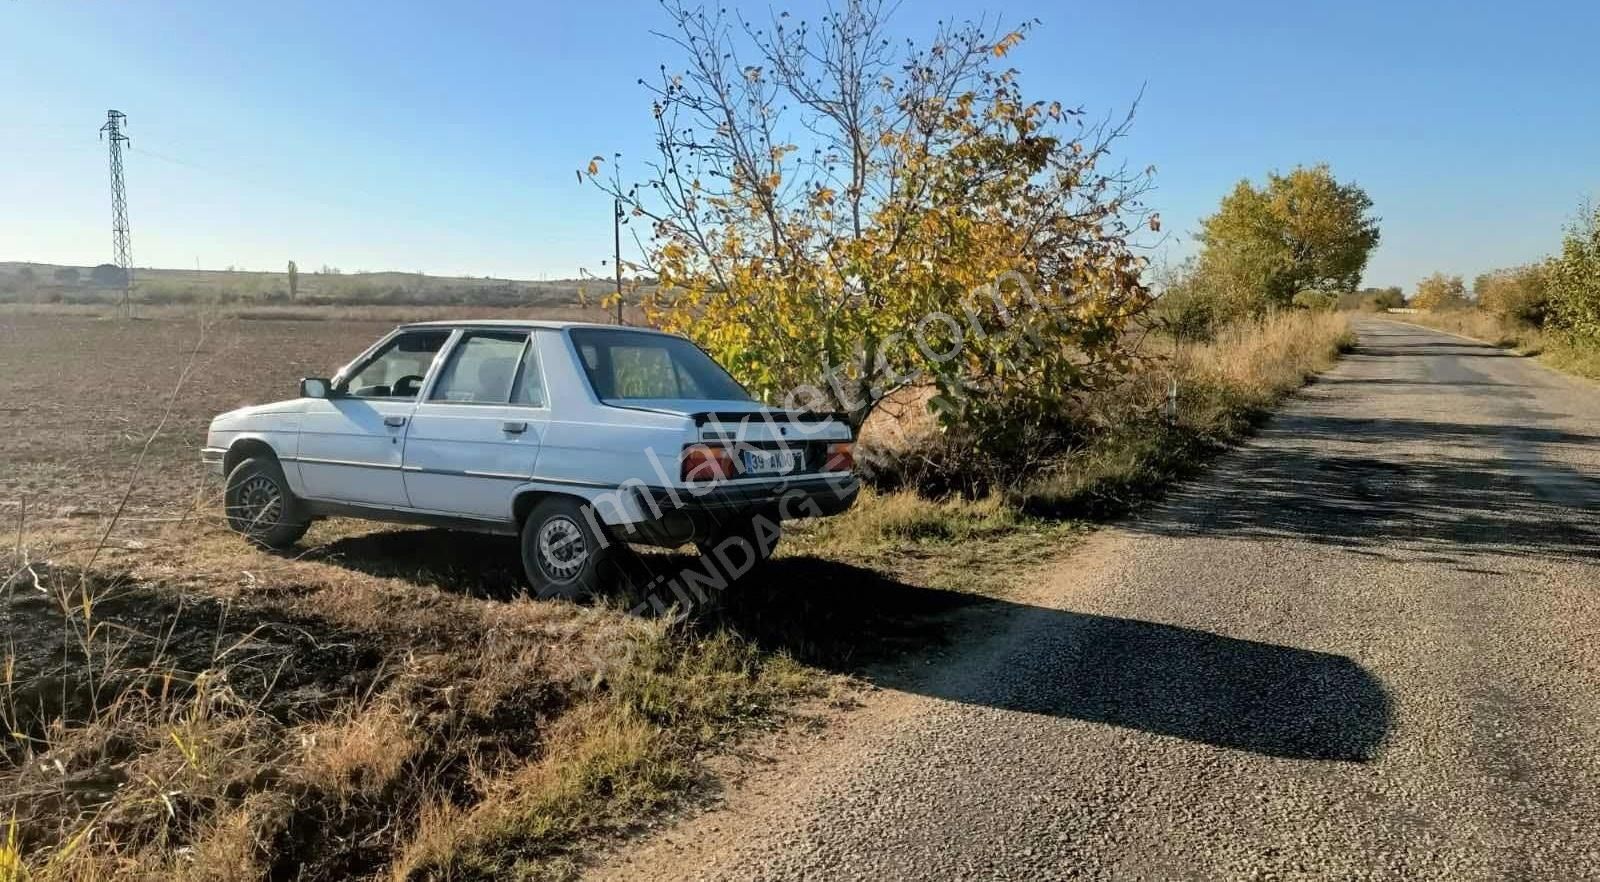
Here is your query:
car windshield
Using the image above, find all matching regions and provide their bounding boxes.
[569,329,753,402]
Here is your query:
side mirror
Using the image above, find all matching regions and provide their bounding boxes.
[299,377,331,399]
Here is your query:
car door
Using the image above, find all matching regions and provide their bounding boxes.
[401,330,548,519]
[295,328,452,506]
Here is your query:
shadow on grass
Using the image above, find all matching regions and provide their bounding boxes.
[306,530,1390,761]
[3,562,386,747]
[308,527,527,599]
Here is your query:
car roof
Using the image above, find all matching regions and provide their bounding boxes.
[397,319,674,335]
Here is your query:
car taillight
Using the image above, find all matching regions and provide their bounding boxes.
[682,444,736,482]
[822,442,854,473]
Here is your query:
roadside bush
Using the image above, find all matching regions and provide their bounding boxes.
[1358,287,1405,311]
[1475,264,1550,328]
[858,308,1355,505]
[1547,203,1600,341]
[1153,271,1222,342]
[1015,310,1353,518]
[861,404,1093,498]
[1291,290,1339,311]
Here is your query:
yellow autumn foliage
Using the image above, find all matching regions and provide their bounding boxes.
[589,3,1154,451]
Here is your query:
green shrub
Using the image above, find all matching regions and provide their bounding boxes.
[1155,277,1221,342]
[1547,204,1600,341]
[1358,287,1405,311]
[1291,290,1339,311]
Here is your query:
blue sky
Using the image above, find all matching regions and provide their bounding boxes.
[4,0,1597,290]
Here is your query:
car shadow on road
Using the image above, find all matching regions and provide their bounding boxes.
[706,556,1390,762]
[303,531,1390,762]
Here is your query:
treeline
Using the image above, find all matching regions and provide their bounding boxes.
[1410,202,1600,344]
[0,262,607,309]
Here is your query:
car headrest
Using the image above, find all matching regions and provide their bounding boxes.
[476,356,516,399]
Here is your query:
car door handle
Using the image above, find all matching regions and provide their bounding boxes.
[501,421,527,434]
[384,415,407,428]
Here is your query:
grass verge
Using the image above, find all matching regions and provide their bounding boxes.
[2,548,830,882]
[1014,310,1355,517]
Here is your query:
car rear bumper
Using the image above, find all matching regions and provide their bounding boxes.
[618,474,860,546]
[648,474,859,514]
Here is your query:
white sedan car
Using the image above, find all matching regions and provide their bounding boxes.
[203,321,859,594]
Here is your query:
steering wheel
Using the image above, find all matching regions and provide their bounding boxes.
[392,374,426,398]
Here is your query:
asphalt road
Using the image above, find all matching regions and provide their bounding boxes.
[598,320,1600,881]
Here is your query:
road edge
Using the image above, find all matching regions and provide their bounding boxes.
[1376,317,1600,392]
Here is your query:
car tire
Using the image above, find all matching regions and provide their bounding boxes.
[695,510,782,566]
[520,497,617,599]
[223,456,310,549]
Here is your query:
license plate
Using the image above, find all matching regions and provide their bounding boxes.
[741,448,799,475]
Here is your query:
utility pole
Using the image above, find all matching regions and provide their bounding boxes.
[613,198,625,325]
[99,110,133,317]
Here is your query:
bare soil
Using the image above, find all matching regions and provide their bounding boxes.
[0,313,401,529]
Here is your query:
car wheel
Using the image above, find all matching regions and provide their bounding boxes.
[520,497,616,599]
[695,510,782,566]
[224,456,310,549]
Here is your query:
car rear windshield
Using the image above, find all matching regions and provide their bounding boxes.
[569,329,753,402]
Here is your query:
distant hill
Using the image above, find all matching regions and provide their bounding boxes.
[0,261,651,310]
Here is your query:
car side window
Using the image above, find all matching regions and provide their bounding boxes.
[341,330,450,399]
[511,336,547,407]
[429,332,528,404]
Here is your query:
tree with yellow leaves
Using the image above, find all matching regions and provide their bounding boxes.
[1411,273,1468,311]
[586,1,1155,441]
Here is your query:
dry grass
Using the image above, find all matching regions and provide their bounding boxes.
[388,628,817,881]
[2,535,829,882]
[1016,310,1354,517]
[1396,310,1600,382]
[807,490,1019,545]
[6,491,1050,879]
[1198,309,1354,379]
[295,698,420,804]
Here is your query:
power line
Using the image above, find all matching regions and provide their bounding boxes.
[99,109,133,317]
